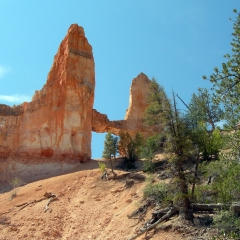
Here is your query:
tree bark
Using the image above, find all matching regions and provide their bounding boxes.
[191,150,200,197]
[109,158,116,174]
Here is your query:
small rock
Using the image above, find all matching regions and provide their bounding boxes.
[9,226,18,232]
[117,187,124,192]
[126,199,132,203]
[125,179,135,188]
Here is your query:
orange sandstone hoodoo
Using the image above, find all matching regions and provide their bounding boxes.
[0,24,95,162]
[0,24,153,182]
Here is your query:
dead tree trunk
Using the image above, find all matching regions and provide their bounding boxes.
[191,150,200,197]
[129,206,178,240]
[192,203,224,212]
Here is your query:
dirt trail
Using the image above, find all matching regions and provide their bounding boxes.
[0,160,186,240]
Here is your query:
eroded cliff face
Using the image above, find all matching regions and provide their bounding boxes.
[0,24,95,169]
[124,73,152,135]
[92,73,152,136]
[0,24,153,182]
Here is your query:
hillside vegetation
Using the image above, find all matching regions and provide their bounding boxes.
[101,9,240,239]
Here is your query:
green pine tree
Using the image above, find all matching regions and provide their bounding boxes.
[185,88,223,161]
[118,131,143,163]
[186,88,223,131]
[102,132,118,174]
[144,78,194,220]
[203,9,240,128]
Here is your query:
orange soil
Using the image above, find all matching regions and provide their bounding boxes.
[0,160,189,240]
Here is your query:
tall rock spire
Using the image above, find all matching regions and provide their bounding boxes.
[0,24,95,165]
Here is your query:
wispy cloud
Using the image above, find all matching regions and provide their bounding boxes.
[0,94,31,103]
[0,65,11,78]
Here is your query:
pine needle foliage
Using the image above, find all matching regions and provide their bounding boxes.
[186,88,223,132]
[118,131,143,162]
[144,78,194,220]
[203,9,240,128]
[102,132,118,173]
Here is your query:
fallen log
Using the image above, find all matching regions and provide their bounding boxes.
[1,193,58,216]
[44,193,57,213]
[129,206,178,240]
[108,172,130,180]
[44,197,54,212]
[16,197,48,212]
[192,203,225,212]
[128,200,153,219]
[18,203,29,211]
[0,208,15,216]
[192,202,240,215]
[149,207,170,224]
[101,170,108,180]
[15,202,28,207]
[152,207,170,217]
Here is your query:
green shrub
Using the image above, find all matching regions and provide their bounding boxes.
[143,182,167,203]
[202,159,240,204]
[98,161,106,173]
[194,184,215,203]
[9,177,23,200]
[212,211,240,239]
[143,160,155,173]
[141,134,165,159]
[118,131,143,162]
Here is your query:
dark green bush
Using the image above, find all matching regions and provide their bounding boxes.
[143,182,167,203]
[143,160,155,173]
[212,211,240,239]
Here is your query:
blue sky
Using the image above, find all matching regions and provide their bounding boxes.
[0,1,239,158]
